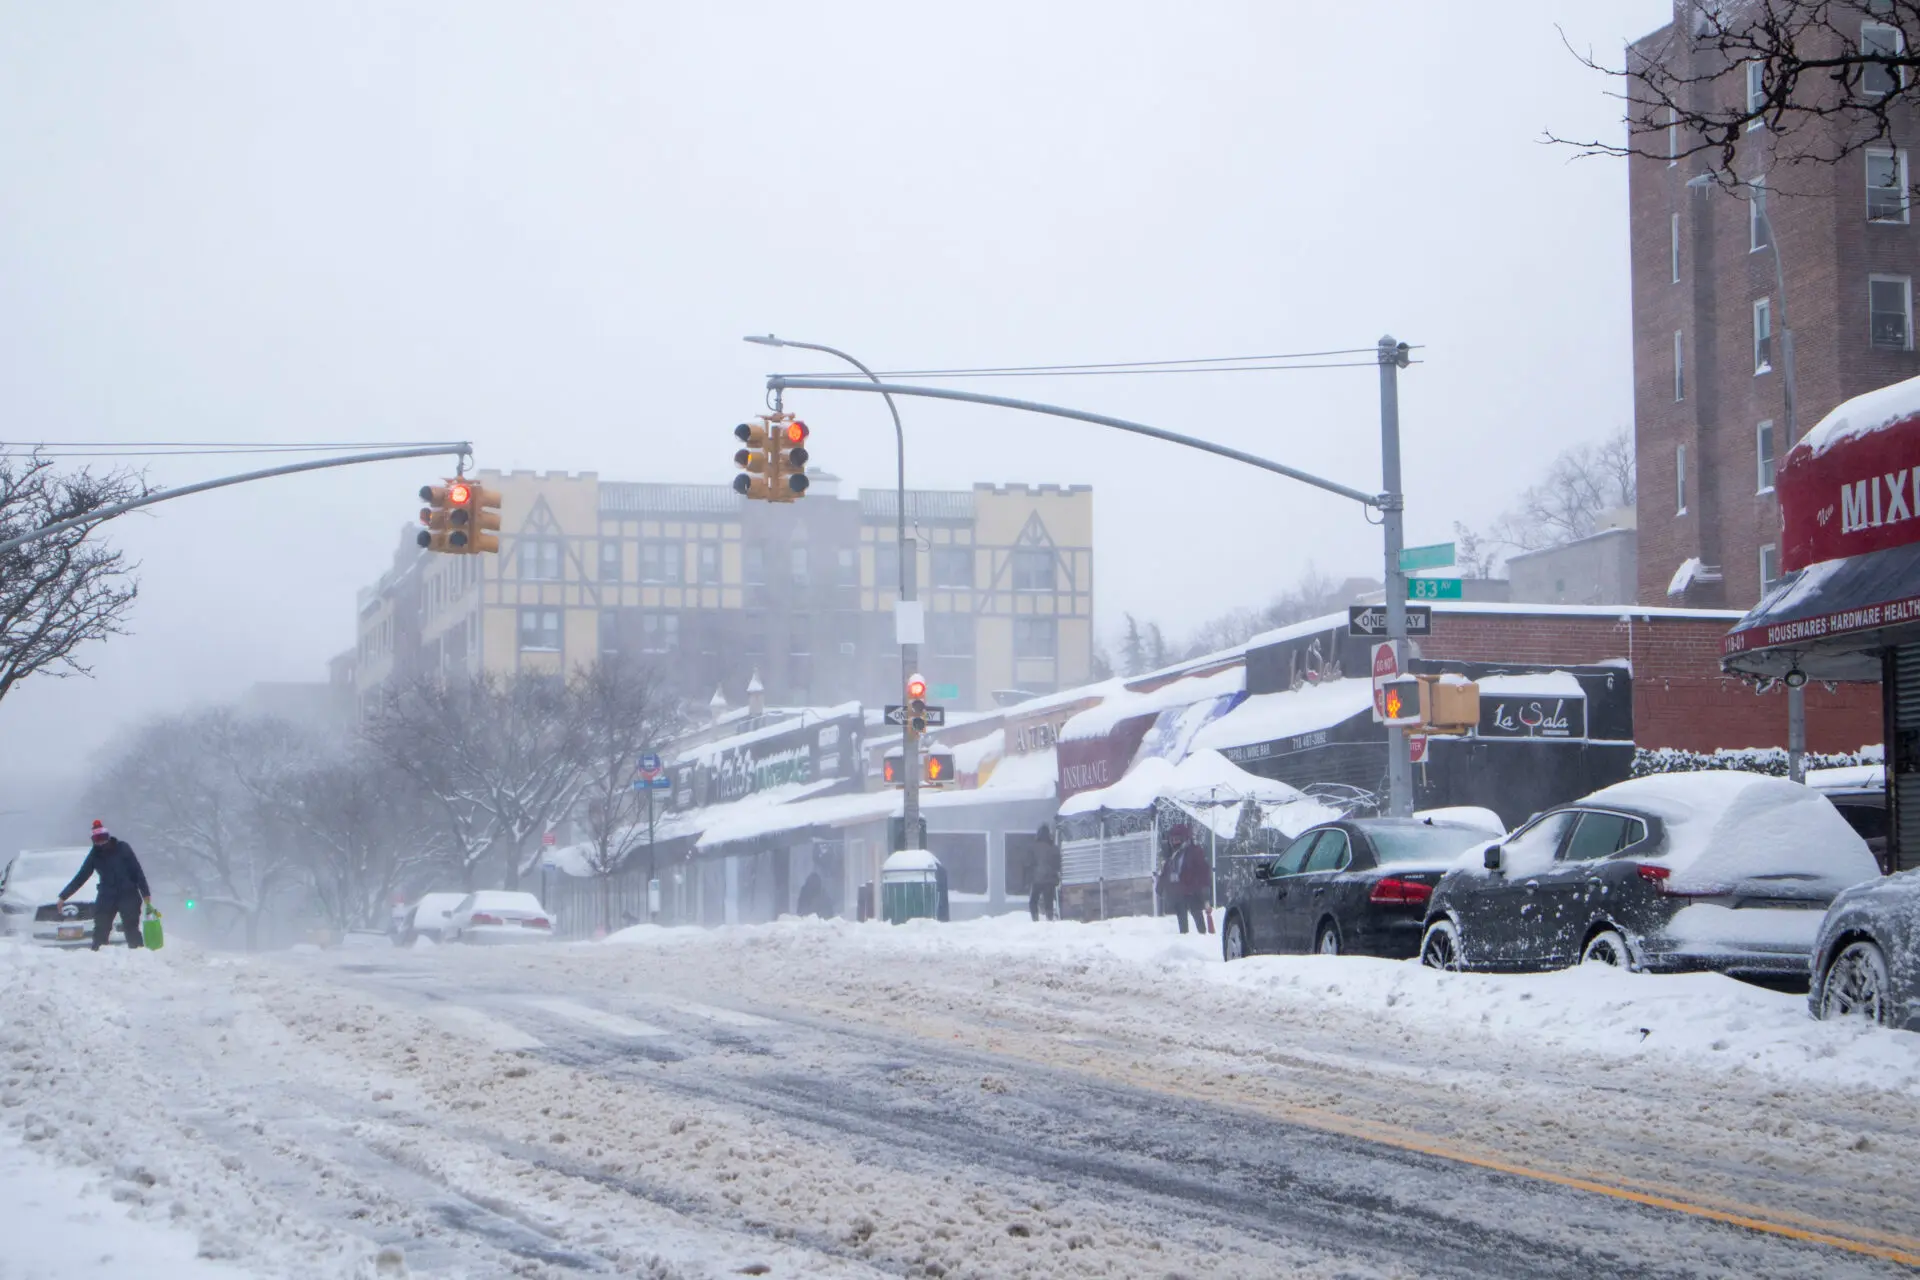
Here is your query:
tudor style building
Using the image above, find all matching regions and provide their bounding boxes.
[346,470,1094,716]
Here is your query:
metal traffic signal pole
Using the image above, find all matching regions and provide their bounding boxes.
[745,336,921,852]
[762,354,1419,817]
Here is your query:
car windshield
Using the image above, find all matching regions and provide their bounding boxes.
[1368,825,1488,864]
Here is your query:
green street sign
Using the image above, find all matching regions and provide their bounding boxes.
[1398,542,1456,573]
[932,682,960,701]
[1407,577,1463,601]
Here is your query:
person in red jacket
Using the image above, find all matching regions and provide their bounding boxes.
[1157,824,1213,935]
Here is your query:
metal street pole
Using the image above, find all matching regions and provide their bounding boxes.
[1378,336,1414,816]
[745,337,920,850]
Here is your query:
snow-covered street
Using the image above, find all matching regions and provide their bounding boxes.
[6,918,1920,1279]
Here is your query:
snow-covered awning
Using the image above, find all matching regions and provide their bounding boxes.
[1723,543,1920,681]
[1188,677,1375,760]
[1057,748,1316,839]
[1056,665,1244,743]
[695,787,898,851]
[924,745,1058,808]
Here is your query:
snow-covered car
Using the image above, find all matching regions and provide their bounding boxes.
[1221,818,1495,961]
[1805,764,1888,874]
[1419,772,1882,982]
[444,891,553,944]
[398,892,470,946]
[0,848,96,947]
[1808,870,1920,1029]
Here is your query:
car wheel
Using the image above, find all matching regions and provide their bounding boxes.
[1820,940,1892,1025]
[1580,929,1634,970]
[1419,918,1461,971]
[1222,913,1249,962]
[1316,921,1342,957]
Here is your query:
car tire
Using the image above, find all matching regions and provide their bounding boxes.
[1819,939,1892,1025]
[1222,913,1249,962]
[1316,921,1342,957]
[1419,918,1462,971]
[1580,929,1635,970]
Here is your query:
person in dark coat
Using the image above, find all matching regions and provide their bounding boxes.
[1029,825,1061,921]
[795,869,828,919]
[58,820,153,951]
[1158,823,1212,936]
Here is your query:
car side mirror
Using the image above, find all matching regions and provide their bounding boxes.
[1483,844,1504,872]
[1253,860,1274,882]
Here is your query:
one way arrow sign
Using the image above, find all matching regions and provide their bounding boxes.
[1347,604,1433,638]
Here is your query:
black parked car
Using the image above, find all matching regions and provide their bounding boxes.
[1221,819,1495,961]
[1809,870,1920,1029]
[1419,772,1881,981]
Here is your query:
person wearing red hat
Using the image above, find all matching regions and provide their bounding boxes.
[57,820,153,951]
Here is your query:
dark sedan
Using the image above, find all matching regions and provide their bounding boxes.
[1221,819,1495,961]
[1419,772,1881,981]
[1809,869,1920,1029]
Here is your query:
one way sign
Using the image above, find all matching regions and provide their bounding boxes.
[1347,604,1432,638]
[884,704,947,727]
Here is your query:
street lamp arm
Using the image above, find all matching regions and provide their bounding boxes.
[765,376,1382,509]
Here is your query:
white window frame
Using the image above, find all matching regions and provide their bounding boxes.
[1676,443,1688,516]
[1671,212,1681,283]
[1867,148,1910,224]
[1756,420,1776,494]
[1871,273,1914,350]
[518,607,562,653]
[1745,61,1765,129]
[1750,175,1769,252]
[1668,107,1678,166]
[1013,616,1057,660]
[1754,297,1773,374]
[1862,22,1907,97]
[1760,544,1780,594]
[1674,329,1685,401]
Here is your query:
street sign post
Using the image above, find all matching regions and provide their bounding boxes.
[1398,542,1455,573]
[884,704,947,727]
[1407,578,1463,601]
[632,752,671,791]
[1349,604,1431,638]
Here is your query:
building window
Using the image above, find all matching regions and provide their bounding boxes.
[640,542,682,584]
[875,541,901,590]
[599,541,622,582]
[1757,420,1776,493]
[743,543,765,586]
[698,542,721,584]
[1667,107,1678,166]
[1670,212,1680,283]
[1676,444,1688,515]
[1674,329,1685,401]
[1760,544,1780,594]
[1013,616,1056,660]
[520,538,562,582]
[518,608,561,652]
[1011,548,1054,591]
[1872,274,1913,349]
[599,610,620,656]
[1754,297,1773,373]
[1868,148,1910,223]
[640,613,679,653]
[742,614,766,657]
[931,547,972,588]
[1745,60,1765,128]
[928,611,974,657]
[1750,175,1769,251]
[790,545,809,587]
[1863,22,1906,97]
[836,547,857,586]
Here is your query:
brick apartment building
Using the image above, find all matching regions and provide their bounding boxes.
[1630,2,1920,609]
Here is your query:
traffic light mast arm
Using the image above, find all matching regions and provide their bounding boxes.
[0,442,474,557]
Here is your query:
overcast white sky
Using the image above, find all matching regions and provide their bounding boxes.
[0,1,1673,836]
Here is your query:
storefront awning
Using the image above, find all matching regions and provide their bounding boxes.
[1722,542,1920,681]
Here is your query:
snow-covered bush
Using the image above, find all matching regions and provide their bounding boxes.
[1632,744,1882,778]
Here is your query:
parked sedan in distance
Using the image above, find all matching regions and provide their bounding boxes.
[1419,772,1881,982]
[445,890,554,944]
[397,892,471,946]
[0,848,95,947]
[1221,818,1497,961]
[1809,869,1920,1029]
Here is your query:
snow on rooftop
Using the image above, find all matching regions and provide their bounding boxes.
[695,786,897,850]
[1476,670,1586,699]
[928,744,1057,805]
[1800,370,1920,457]
[1189,677,1375,755]
[1059,666,1244,743]
[673,701,864,767]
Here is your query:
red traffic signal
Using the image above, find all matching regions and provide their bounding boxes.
[784,420,809,445]
[448,481,472,506]
[906,674,927,701]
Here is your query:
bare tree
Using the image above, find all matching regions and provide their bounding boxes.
[0,451,144,707]
[261,747,440,931]
[1552,2,1920,191]
[570,656,684,933]
[1483,428,1636,555]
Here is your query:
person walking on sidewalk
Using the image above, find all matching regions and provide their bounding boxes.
[57,820,153,951]
[1029,825,1062,921]
[1158,824,1213,936]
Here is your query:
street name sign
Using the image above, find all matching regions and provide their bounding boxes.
[1398,542,1456,573]
[1347,604,1432,638]
[1407,578,1463,602]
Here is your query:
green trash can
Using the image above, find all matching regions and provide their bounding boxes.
[880,849,942,925]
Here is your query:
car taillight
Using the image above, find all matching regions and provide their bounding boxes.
[527,917,550,929]
[1369,876,1433,905]
[470,912,502,925]
[1635,864,1670,885]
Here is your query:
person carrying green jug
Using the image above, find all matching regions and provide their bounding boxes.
[57,820,155,951]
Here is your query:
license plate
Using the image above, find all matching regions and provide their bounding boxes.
[56,926,85,941]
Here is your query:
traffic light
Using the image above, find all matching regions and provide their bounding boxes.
[733,421,777,500]
[417,483,462,552]
[183,897,196,911]
[906,672,928,735]
[778,419,810,498]
[1379,676,1423,727]
[457,482,502,554]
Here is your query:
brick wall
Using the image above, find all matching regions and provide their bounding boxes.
[1424,611,1880,753]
